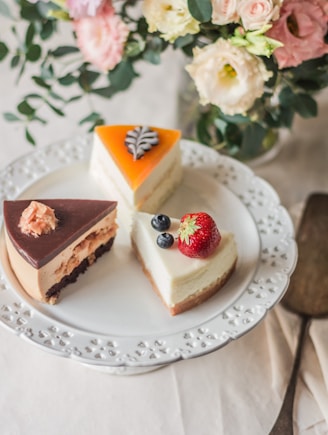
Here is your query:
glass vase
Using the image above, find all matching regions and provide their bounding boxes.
[177,70,285,166]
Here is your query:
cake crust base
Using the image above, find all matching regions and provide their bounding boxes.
[168,261,237,315]
[131,238,237,316]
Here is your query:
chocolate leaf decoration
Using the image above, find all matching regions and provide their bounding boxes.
[125,126,159,160]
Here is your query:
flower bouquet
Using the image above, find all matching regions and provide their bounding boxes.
[0,0,327,160]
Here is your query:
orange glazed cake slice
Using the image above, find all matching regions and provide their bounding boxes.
[90,125,182,213]
[3,199,117,304]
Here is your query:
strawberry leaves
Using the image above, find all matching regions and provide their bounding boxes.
[178,215,201,245]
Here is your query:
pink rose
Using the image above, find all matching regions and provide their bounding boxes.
[267,0,328,68]
[238,0,282,30]
[66,0,109,19]
[73,4,129,71]
[211,0,239,25]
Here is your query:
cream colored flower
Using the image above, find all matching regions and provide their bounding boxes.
[211,0,240,25]
[185,38,272,115]
[142,0,200,43]
[238,0,282,30]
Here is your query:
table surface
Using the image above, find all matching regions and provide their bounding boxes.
[1,16,328,435]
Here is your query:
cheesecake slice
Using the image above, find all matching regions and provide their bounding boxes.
[3,199,117,304]
[131,211,238,315]
[90,125,182,214]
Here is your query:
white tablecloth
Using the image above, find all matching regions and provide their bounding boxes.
[1,16,328,435]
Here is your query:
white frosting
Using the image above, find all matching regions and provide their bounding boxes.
[131,212,238,307]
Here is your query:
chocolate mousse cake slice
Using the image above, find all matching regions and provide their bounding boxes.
[3,199,117,304]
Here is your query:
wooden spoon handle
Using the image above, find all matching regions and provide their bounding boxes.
[269,316,310,435]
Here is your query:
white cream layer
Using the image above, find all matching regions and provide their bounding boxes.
[90,133,182,214]
[5,211,117,303]
[131,212,238,307]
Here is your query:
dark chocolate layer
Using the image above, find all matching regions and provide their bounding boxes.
[3,199,117,268]
[45,237,115,303]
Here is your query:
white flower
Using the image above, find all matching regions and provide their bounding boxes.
[211,0,240,25]
[185,38,272,115]
[142,0,200,43]
[238,0,282,30]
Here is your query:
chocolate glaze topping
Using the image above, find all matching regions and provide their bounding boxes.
[3,199,117,268]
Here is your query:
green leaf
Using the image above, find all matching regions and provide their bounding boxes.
[0,42,9,61]
[137,17,149,38]
[317,71,328,89]
[285,55,328,92]
[11,55,20,68]
[45,101,65,116]
[3,112,21,122]
[292,79,320,92]
[51,46,80,57]
[26,44,41,62]
[225,123,242,147]
[17,100,35,116]
[125,40,146,58]
[79,112,102,125]
[174,34,195,49]
[293,94,318,118]
[143,36,167,64]
[78,112,105,132]
[17,61,27,83]
[41,63,54,80]
[25,127,36,146]
[143,48,161,65]
[58,73,76,86]
[25,23,35,47]
[277,106,294,128]
[278,86,294,106]
[37,1,58,19]
[288,56,328,81]
[49,91,65,101]
[87,117,105,132]
[240,123,266,158]
[213,118,228,133]
[40,20,56,40]
[78,69,100,91]
[187,0,212,22]
[67,95,82,103]
[91,86,115,98]
[32,75,51,89]
[107,60,138,92]
[279,87,317,118]
[33,115,47,125]
[25,93,43,99]
[196,116,213,146]
[20,1,41,21]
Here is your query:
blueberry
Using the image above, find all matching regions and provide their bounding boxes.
[151,214,171,231]
[156,233,174,249]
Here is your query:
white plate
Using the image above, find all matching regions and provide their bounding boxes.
[0,136,297,374]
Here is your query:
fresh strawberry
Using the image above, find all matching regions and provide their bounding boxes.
[177,212,221,258]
